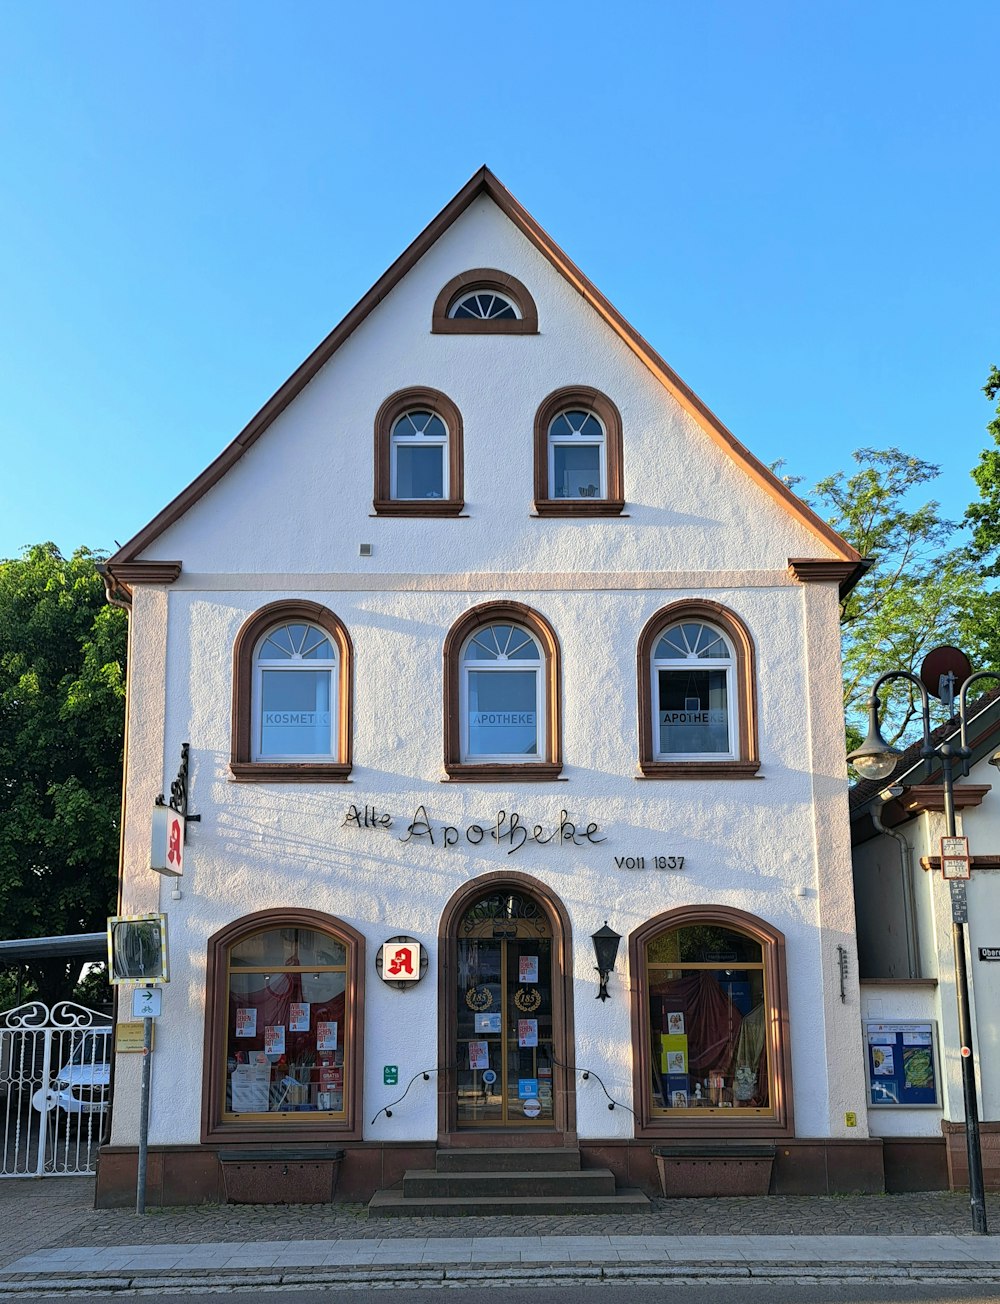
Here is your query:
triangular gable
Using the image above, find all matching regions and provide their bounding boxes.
[107,166,861,570]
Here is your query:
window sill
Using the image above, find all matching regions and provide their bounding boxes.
[432,318,538,335]
[372,500,465,517]
[636,761,762,780]
[230,763,353,783]
[443,762,565,783]
[532,499,626,517]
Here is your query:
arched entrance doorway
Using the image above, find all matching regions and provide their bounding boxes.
[438,873,576,1142]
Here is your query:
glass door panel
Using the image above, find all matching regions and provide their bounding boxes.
[456,934,554,1127]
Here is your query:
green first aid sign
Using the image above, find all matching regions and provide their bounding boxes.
[383,1065,398,1086]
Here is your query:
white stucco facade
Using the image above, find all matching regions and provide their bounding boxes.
[102,172,873,1201]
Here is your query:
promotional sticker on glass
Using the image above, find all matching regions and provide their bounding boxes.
[519,955,539,983]
[289,1002,310,1032]
[518,1078,539,1098]
[316,1021,338,1051]
[468,1040,490,1070]
[235,1008,257,1037]
[475,1012,501,1033]
[264,1025,285,1056]
[518,1019,538,1048]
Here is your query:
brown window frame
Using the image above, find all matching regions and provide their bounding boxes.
[628,904,794,1139]
[533,386,625,517]
[231,599,353,783]
[443,600,563,782]
[201,907,366,1144]
[373,387,465,517]
[637,600,760,779]
[432,268,538,335]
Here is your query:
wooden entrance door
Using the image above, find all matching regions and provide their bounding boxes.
[455,891,555,1128]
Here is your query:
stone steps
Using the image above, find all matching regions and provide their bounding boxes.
[366,1145,651,1218]
[367,1187,652,1218]
[401,1167,616,1199]
[435,1146,582,1173]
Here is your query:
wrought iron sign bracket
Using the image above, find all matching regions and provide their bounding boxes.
[156,742,201,840]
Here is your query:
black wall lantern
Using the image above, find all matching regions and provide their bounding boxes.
[591,922,622,1002]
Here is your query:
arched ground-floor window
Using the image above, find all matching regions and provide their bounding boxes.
[628,905,793,1138]
[201,908,365,1143]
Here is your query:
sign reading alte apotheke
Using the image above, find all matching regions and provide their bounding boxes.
[342,803,605,855]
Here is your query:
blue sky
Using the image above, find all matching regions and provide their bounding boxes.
[0,2,996,560]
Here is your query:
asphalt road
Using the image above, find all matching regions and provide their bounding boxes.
[30,1282,1000,1303]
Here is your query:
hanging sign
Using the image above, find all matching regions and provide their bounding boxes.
[941,836,971,880]
[150,803,184,877]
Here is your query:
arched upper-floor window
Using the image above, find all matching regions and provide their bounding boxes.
[201,908,365,1142]
[373,387,464,516]
[628,905,792,1137]
[533,387,624,516]
[432,268,538,335]
[443,602,562,782]
[231,600,353,782]
[637,600,759,779]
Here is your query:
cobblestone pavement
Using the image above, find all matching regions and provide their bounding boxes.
[1,1180,998,1269]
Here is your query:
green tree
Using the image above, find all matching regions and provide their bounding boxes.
[960,368,1000,669]
[0,544,126,1006]
[805,449,984,748]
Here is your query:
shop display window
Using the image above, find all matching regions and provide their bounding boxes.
[223,926,349,1121]
[644,920,776,1119]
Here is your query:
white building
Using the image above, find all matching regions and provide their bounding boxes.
[98,168,874,1207]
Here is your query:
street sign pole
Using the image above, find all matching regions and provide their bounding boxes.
[942,754,988,1235]
[134,988,158,1216]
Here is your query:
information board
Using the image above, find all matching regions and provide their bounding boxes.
[863,1021,940,1108]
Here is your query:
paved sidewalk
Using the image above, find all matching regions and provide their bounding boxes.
[2,1181,1000,1295]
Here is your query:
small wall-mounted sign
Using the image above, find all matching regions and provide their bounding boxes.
[383,1065,398,1086]
[115,1022,154,1053]
[131,987,162,1019]
[375,936,428,990]
[950,880,969,923]
[979,947,1000,961]
[941,835,971,880]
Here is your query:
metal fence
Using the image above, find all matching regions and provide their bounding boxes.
[0,1001,111,1177]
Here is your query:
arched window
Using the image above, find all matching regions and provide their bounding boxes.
[449,289,519,321]
[637,601,759,779]
[231,601,353,781]
[373,388,464,516]
[432,268,538,335]
[202,909,365,1142]
[629,906,792,1136]
[443,602,562,781]
[533,387,624,516]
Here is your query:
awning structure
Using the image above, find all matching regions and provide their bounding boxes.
[0,934,107,963]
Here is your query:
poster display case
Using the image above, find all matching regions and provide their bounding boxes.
[863,1020,941,1108]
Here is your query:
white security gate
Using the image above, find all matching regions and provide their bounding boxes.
[0,1001,112,1177]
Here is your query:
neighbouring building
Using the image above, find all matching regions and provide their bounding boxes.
[97,167,878,1208]
[851,687,1000,1193]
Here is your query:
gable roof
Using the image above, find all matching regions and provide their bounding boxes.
[107,166,863,572]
